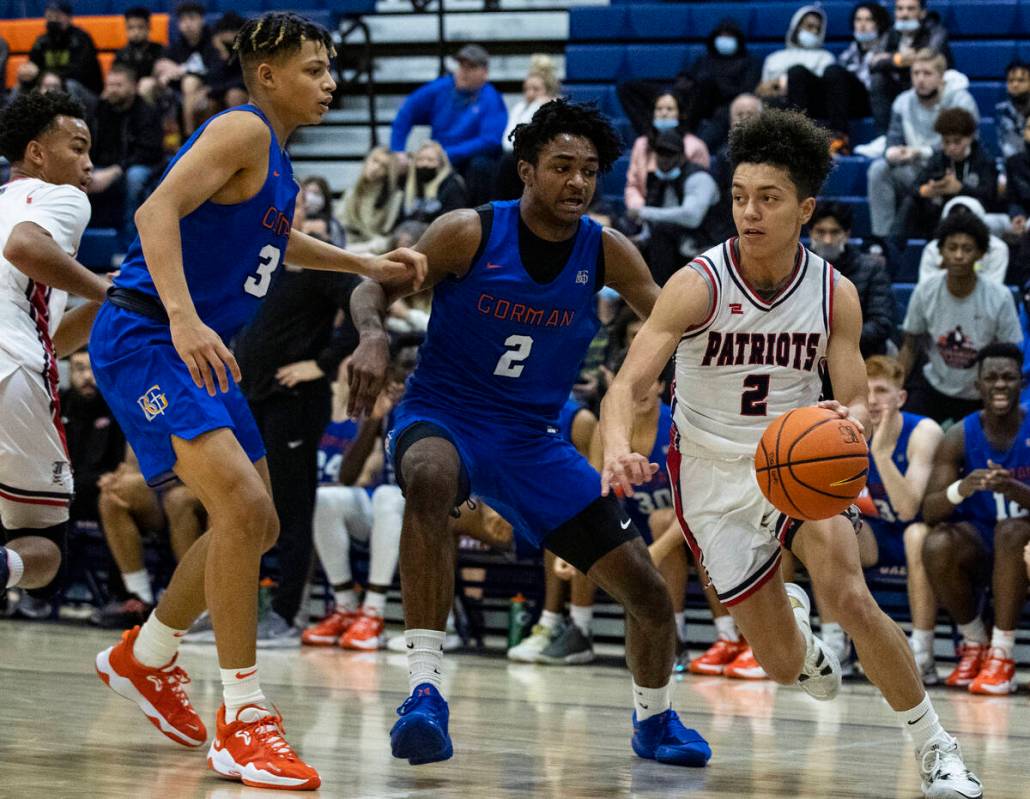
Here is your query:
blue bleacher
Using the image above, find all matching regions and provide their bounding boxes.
[78,229,119,271]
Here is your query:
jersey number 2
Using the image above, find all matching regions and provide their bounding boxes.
[741,374,770,416]
[494,335,533,378]
[243,244,281,298]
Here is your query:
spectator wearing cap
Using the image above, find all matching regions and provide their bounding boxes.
[27,0,103,97]
[389,43,507,207]
[627,129,720,286]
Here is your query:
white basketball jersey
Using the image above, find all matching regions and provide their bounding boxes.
[0,178,90,377]
[673,238,837,459]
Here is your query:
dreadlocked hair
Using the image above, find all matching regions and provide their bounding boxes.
[510,98,623,173]
[0,90,86,163]
[233,12,335,79]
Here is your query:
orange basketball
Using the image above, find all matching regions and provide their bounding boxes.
[754,406,869,522]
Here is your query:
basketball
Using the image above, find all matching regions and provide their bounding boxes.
[754,407,869,521]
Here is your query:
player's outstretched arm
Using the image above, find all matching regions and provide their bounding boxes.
[284,228,426,288]
[601,228,661,320]
[599,267,711,497]
[53,301,104,357]
[4,222,108,303]
[346,209,481,417]
[873,417,944,522]
[823,276,872,436]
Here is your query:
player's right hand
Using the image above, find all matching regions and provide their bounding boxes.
[601,452,659,498]
[364,247,427,291]
[170,315,241,396]
[347,333,390,418]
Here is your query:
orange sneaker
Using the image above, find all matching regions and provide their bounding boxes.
[724,647,768,680]
[689,639,749,675]
[301,609,361,646]
[969,648,1017,695]
[339,611,385,651]
[95,625,207,747]
[208,704,320,790]
[945,642,987,688]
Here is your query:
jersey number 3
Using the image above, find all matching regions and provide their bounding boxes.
[243,244,281,298]
[494,335,534,378]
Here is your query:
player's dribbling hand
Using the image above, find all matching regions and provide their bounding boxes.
[601,452,659,499]
[347,333,390,418]
[363,248,428,291]
[170,314,241,396]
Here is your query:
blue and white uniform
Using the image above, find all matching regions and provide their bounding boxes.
[623,403,673,544]
[865,411,928,566]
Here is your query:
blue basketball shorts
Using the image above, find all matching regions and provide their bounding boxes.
[865,518,908,568]
[89,302,265,486]
[387,397,602,550]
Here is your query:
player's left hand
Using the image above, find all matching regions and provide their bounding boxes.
[817,400,850,419]
[347,333,390,418]
[363,248,427,291]
[276,359,324,388]
[601,452,659,498]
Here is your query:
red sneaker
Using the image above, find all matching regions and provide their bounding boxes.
[724,647,768,680]
[301,609,361,646]
[339,611,385,651]
[95,625,207,747]
[945,642,987,688]
[689,639,749,675]
[208,704,320,790]
[969,648,1017,695]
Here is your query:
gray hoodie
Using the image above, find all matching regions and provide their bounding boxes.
[760,5,835,82]
[885,70,979,156]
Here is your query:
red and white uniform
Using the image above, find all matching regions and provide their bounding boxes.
[668,238,836,605]
[0,178,90,528]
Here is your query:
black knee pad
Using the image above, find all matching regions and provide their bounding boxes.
[4,522,68,600]
[544,494,641,575]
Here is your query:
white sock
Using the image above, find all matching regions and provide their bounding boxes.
[991,628,1016,659]
[673,611,688,643]
[122,569,154,604]
[406,629,445,693]
[957,617,988,645]
[4,548,24,588]
[897,694,949,754]
[821,621,843,639]
[910,628,935,655]
[220,665,269,722]
[363,590,387,617]
[132,613,186,668]
[539,609,562,631]
[334,588,358,612]
[445,610,457,634]
[632,680,671,722]
[713,614,738,642]
[569,604,593,637]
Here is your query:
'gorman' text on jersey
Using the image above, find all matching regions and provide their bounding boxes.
[406,200,602,424]
[673,238,836,458]
[112,104,297,340]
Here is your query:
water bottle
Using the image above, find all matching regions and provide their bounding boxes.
[508,592,530,648]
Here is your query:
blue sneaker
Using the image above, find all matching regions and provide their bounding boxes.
[390,683,453,765]
[632,709,711,767]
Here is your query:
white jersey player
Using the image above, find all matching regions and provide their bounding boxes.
[600,110,981,799]
[0,91,109,599]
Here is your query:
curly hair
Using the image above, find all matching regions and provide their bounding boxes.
[510,98,623,173]
[233,12,336,81]
[729,108,833,200]
[0,90,86,163]
[934,209,989,254]
[934,107,977,138]
[976,341,1023,370]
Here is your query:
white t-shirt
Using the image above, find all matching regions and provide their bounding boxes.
[902,272,1023,399]
[0,178,91,377]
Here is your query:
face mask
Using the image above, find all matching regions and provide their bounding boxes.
[303,190,325,214]
[894,18,920,33]
[797,29,821,49]
[1010,91,1030,106]
[655,165,682,182]
[653,117,678,131]
[811,240,844,261]
[46,20,66,39]
[854,30,879,43]
[714,35,738,56]
[415,166,438,184]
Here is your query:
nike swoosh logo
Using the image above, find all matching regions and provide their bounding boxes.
[639,703,648,709]
[486,262,504,269]
[173,631,186,637]
[287,439,303,449]
[235,668,258,680]
[907,710,929,726]
[406,642,414,649]
[620,518,631,529]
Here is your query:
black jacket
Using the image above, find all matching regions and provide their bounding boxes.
[1006,148,1030,217]
[873,12,953,77]
[114,40,165,80]
[833,244,896,356]
[914,140,998,210]
[92,95,165,169]
[687,21,761,103]
[29,24,102,95]
[60,388,125,523]
[400,172,468,226]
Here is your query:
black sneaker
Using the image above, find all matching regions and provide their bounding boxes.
[90,596,153,629]
[538,620,594,665]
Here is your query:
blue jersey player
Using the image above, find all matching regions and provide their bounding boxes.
[861,356,942,686]
[348,100,711,768]
[89,13,425,790]
[922,343,1030,697]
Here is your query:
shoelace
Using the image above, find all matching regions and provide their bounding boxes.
[162,666,193,710]
[956,644,984,671]
[251,718,295,761]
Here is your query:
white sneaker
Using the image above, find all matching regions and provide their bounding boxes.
[820,625,855,678]
[786,583,841,701]
[919,735,983,799]
[911,643,941,687]
[507,624,554,663]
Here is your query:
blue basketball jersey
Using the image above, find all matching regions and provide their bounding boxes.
[865,412,927,533]
[556,396,587,443]
[317,419,358,485]
[114,104,298,340]
[956,408,1030,541]
[405,200,602,425]
[623,403,674,535]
